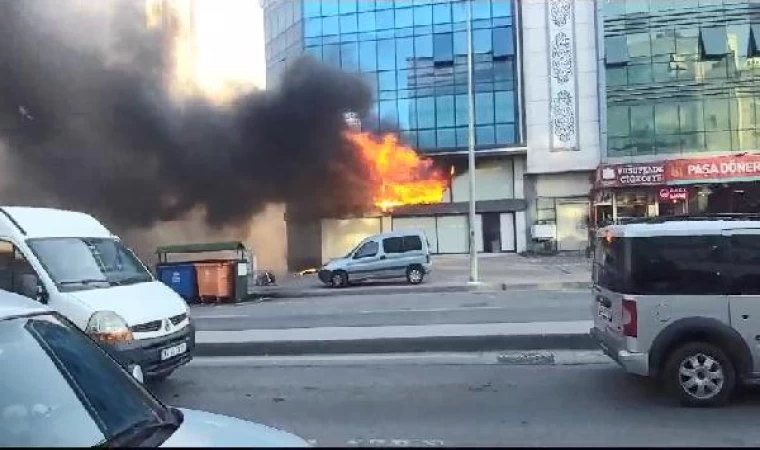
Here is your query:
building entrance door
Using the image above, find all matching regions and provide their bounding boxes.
[482,213,501,253]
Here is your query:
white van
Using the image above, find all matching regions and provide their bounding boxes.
[0,206,194,381]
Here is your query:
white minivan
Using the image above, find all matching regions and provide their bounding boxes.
[0,206,194,381]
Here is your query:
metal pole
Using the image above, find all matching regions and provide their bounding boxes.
[466,0,478,283]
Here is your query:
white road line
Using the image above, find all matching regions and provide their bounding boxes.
[191,314,249,320]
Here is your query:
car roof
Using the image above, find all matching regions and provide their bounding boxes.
[601,220,760,238]
[0,206,113,239]
[0,290,50,321]
[367,230,426,239]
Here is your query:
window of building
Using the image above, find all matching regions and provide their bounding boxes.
[475,92,494,125]
[396,7,414,28]
[676,28,700,55]
[396,37,414,69]
[493,0,511,18]
[700,26,728,58]
[340,0,357,14]
[436,95,455,127]
[341,42,359,71]
[415,34,433,58]
[358,0,375,12]
[655,103,679,135]
[322,16,339,35]
[607,105,631,137]
[496,124,515,144]
[493,27,514,58]
[437,128,457,148]
[473,29,492,54]
[472,0,491,20]
[378,70,397,91]
[376,8,394,29]
[380,100,399,127]
[304,1,321,19]
[417,96,436,129]
[751,24,760,57]
[494,90,515,123]
[433,2,451,24]
[359,41,377,71]
[434,32,454,64]
[397,98,413,130]
[628,32,651,58]
[476,125,496,146]
[377,39,396,70]
[418,130,437,149]
[358,11,376,32]
[414,4,433,26]
[651,29,676,55]
[321,1,340,17]
[340,13,357,34]
[304,18,322,38]
[605,36,630,65]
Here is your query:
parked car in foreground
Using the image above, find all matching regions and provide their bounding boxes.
[318,230,432,288]
[0,290,309,447]
[591,215,760,407]
[0,206,194,381]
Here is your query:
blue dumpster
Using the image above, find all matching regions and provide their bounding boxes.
[157,263,198,303]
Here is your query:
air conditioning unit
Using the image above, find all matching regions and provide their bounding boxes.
[531,224,557,240]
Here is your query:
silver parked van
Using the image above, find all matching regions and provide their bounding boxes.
[318,230,432,288]
[591,215,760,407]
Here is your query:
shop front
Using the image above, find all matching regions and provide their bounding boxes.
[592,154,760,229]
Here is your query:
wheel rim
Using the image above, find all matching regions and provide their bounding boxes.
[678,353,724,400]
[332,274,343,286]
[409,269,422,283]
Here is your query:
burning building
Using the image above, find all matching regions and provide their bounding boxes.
[267,0,603,270]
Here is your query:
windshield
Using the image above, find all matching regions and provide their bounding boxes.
[0,314,168,447]
[27,238,152,291]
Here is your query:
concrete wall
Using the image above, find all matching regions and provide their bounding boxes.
[320,218,381,262]
[522,0,600,175]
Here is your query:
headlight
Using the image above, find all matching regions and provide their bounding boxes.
[86,311,133,343]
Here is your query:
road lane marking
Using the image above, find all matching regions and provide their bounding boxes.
[357,306,505,314]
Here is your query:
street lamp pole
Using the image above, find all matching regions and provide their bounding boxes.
[465,0,478,283]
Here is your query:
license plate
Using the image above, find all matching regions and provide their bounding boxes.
[161,342,187,361]
[598,304,612,322]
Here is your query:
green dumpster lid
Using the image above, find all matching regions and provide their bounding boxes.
[156,241,247,255]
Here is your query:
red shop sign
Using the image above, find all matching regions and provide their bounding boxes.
[667,154,760,183]
[595,163,666,188]
[659,187,688,201]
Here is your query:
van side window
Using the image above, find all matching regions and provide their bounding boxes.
[594,237,626,292]
[728,234,760,295]
[0,241,40,299]
[382,237,404,254]
[354,241,378,259]
[630,236,726,295]
[402,236,423,252]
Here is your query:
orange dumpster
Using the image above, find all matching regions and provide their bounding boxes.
[194,261,234,303]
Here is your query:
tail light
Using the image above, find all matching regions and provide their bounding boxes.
[622,297,638,338]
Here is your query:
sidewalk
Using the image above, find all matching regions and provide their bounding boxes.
[194,320,596,357]
[248,253,591,300]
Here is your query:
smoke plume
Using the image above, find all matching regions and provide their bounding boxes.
[0,0,376,234]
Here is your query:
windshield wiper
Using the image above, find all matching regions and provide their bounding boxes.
[96,415,179,448]
[58,278,111,286]
[111,276,151,286]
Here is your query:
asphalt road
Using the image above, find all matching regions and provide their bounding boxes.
[151,355,760,447]
[190,290,591,331]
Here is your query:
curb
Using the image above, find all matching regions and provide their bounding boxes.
[194,332,596,357]
[243,281,591,301]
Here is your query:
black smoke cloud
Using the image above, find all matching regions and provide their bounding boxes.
[0,0,376,230]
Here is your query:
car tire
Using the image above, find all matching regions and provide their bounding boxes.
[663,342,736,408]
[331,271,348,288]
[406,265,425,285]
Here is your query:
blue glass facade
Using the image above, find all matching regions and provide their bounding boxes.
[264,0,522,155]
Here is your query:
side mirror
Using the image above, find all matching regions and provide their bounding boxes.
[128,364,144,384]
[36,284,49,304]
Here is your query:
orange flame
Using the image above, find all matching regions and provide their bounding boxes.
[346,132,448,212]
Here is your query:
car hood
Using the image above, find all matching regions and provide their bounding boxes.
[162,409,309,447]
[323,257,350,270]
[67,281,187,327]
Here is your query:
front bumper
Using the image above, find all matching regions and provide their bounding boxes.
[105,323,196,378]
[590,327,649,377]
[318,269,332,284]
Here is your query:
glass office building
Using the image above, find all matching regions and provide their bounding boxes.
[602,0,760,158]
[264,0,521,155]
[593,0,760,226]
